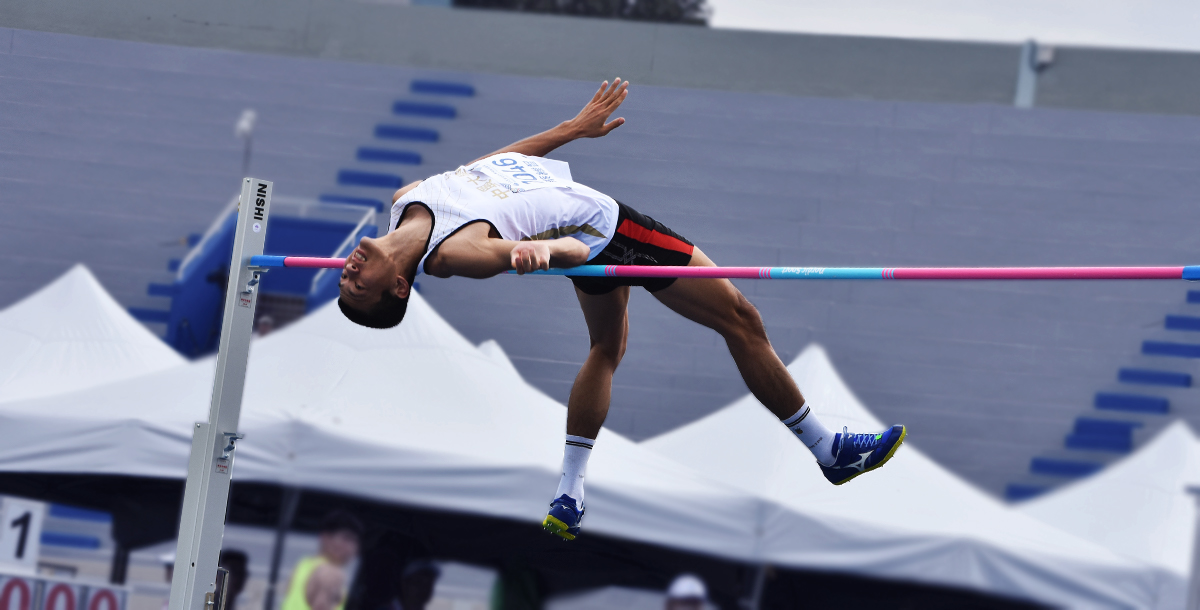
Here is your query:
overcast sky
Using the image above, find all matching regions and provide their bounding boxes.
[707,0,1200,53]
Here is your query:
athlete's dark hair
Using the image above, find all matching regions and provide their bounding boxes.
[338,290,409,329]
[319,509,365,538]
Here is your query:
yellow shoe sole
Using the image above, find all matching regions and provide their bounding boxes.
[542,515,576,541]
[832,425,907,486]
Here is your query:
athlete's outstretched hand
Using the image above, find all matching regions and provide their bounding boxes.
[568,78,628,139]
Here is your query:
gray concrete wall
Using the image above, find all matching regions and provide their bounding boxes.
[4,0,1200,116]
[2,27,1200,498]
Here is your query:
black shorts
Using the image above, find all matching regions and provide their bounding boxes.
[570,202,695,296]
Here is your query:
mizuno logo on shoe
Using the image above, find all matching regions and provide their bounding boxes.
[839,452,871,472]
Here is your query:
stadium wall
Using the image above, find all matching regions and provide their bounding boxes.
[2,10,1200,497]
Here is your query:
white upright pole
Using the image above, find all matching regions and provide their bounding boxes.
[168,178,273,610]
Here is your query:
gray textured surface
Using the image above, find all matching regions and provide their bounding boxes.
[2,28,1200,498]
[4,0,1200,116]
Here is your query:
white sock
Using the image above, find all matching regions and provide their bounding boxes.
[782,403,836,466]
[554,435,594,505]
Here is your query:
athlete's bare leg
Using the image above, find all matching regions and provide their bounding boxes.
[651,248,805,420]
[567,286,630,438]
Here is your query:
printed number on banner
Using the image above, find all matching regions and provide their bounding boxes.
[0,497,45,570]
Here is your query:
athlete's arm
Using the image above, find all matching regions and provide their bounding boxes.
[392,179,423,204]
[427,223,591,279]
[468,79,629,164]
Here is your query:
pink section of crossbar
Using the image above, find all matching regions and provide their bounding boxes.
[603,266,776,279]
[284,257,347,269]
[890,267,1186,280]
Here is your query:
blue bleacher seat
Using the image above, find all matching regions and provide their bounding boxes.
[1004,484,1047,502]
[147,283,178,297]
[1143,340,1200,358]
[1094,392,1169,414]
[128,307,170,323]
[1030,458,1104,477]
[1118,368,1191,387]
[319,194,386,212]
[1188,291,1200,304]
[40,532,100,549]
[411,80,476,97]
[375,125,440,142]
[49,504,111,522]
[1065,433,1132,452]
[1165,315,1200,331]
[393,101,456,119]
[357,148,422,165]
[337,170,404,189]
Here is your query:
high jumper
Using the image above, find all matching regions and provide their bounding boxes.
[333,79,906,541]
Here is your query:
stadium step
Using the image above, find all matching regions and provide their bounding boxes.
[375,124,440,142]
[1004,483,1048,502]
[1094,392,1169,414]
[1117,367,1192,387]
[1142,340,1200,358]
[1029,457,1104,477]
[1165,315,1200,331]
[1064,417,1141,453]
[393,100,457,119]
[411,80,476,97]
[337,169,404,189]
[357,147,422,165]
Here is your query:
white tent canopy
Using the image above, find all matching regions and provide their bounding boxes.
[0,289,765,563]
[1020,420,1200,606]
[0,264,185,403]
[643,345,1175,609]
[0,273,1175,607]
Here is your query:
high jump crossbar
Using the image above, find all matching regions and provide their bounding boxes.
[250,255,1200,281]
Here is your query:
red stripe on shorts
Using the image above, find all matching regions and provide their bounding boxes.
[616,219,695,255]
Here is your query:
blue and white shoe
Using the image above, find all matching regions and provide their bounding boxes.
[819,425,906,485]
[542,494,585,541]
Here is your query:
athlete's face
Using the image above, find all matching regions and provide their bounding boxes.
[339,236,402,308]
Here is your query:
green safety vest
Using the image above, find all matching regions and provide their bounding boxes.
[282,556,345,610]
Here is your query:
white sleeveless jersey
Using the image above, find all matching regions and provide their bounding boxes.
[389,153,618,276]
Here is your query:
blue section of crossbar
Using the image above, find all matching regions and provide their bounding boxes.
[251,255,287,267]
[1183,266,1200,280]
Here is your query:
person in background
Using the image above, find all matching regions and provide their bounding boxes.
[282,510,363,610]
[219,549,249,610]
[160,552,176,610]
[393,560,440,610]
[665,574,706,610]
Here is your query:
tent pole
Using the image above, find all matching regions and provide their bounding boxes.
[743,563,767,610]
[167,178,273,610]
[263,486,301,610]
[109,542,130,585]
[1187,486,1200,610]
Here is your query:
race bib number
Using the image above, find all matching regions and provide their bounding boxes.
[467,154,568,193]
